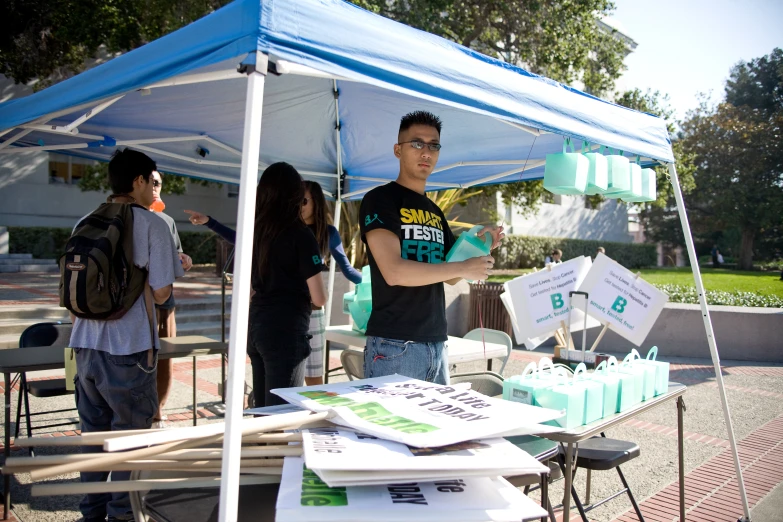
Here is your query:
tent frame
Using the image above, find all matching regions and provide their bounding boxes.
[0,50,751,522]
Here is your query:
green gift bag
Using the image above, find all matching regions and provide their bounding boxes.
[620,352,655,402]
[590,360,620,418]
[608,356,639,412]
[572,363,604,425]
[536,368,587,429]
[632,347,670,396]
[503,358,560,405]
[345,266,372,333]
[583,141,608,195]
[544,138,589,195]
[603,148,631,197]
[623,167,657,203]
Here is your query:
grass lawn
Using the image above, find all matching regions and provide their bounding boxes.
[489,267,783,298]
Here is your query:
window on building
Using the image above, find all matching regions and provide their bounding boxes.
[49,154,91,185]
[227,184,239,198]
[50,161,69,184]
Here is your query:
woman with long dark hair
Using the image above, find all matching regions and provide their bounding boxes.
[185,180,362,389]
[301,181,362,385]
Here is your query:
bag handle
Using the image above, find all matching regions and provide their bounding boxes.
[646,346,659,361]
[607,355,619,373]
[539,357,555,376]
[595,360,607,375]
[630,348,642,361]
[562,137,576,154]
[551,367,570,385]
[522,361,538,379]
[621,352,635,367]
[573,362,588,382]
[582,141,590,154]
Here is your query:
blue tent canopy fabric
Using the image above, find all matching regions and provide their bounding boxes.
[0,0,672,199]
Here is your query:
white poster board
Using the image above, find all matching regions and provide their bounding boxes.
[504,256,598,340]
[276,457,548,522]
[577,253,669,346]
[273,375,563,448]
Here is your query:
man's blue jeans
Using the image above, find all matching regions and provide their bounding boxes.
[364,336,448,384]
[74,348,158,521]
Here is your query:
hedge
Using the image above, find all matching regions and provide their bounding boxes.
[8,226,219,265]
[496,234,657,269]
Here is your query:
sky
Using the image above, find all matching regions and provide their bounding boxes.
[608,0,783,121]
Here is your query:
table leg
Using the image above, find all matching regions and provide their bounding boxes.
[677,396,686,521]
[192,356,197,427]
[562,442,575,522]
[4,371,11,519]
[221,354,226,404]
[540,470,549,522]
[324,340,331,384]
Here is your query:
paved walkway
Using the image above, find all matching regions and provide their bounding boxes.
[1,269,782,521]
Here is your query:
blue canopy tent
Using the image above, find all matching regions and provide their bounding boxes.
[0,0,749,520]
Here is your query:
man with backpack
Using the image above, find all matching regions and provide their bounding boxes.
[61,148,184,522]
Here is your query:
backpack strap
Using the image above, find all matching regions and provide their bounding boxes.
[143,277,156,368]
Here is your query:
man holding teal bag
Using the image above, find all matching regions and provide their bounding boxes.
[360,111,504,384]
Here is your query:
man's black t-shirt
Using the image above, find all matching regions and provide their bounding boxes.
[251,223,323,334]
[359,182,455,342]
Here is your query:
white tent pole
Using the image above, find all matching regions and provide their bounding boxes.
[668,162,751,522]
[218,52,268,522]
[324,79,344,333]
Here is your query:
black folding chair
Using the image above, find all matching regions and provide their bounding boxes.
[14,322,78,450]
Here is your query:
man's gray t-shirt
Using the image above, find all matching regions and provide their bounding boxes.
[70,207,185,355]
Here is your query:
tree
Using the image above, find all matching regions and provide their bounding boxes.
[0,0,231,86]
[352,0,627,97]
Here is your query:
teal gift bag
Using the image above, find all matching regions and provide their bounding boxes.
[572,363,604,425]
[346,266,372,333]
[544,138,589,195]
[632,347,670,396]
[591,360,620,418]
[503,360,560,405]
[583,141,608,195]
[623,167,657,203]
[445,225,492,263]
[536,368,587,429]
[620,352,655,402]
[604,148,632,197]
[342,291,355,314]
[608,356,638,411]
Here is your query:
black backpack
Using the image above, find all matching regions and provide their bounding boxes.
[59,196,148,320]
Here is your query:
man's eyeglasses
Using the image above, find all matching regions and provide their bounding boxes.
[398,140,442,152]
[152,180,162,188]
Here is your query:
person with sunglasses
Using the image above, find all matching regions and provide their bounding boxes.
[359,111,504,384]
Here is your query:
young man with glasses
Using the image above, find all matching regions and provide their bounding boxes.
[359,111,503,384]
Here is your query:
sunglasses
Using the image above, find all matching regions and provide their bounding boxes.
[398,140,442,152]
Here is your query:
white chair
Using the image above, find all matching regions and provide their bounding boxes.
[463,328,513,375]
[340,349,365,380]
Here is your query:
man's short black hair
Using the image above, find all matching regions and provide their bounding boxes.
[399,111,442,136]
[108,148,157,194]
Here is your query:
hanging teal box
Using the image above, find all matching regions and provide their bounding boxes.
[612,161,642,199]
[623,168,657,203]
[632,347,670,396]
[590,360,620,418]
[536,368,587,429]
[503,359,560,406]
[572,363,604,425]
[446,225,492,263]
[583,142,608,195]
[604,150,631,198]
[619,352,655,402]
[543,138,588,195]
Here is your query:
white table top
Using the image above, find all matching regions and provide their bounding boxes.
[325,324,508,364]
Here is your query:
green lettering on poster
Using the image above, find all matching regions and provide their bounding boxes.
[550,293,564,310]
[611,296,627,313]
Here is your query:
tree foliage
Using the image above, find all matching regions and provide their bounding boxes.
[0,0,231,86]
[79,161,210,195]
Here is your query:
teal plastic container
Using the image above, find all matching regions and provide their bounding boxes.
[590,360,620,418]
[345,265,372,333]
[536,368,587,429]
[607,356,638,412]
[502,359,560,406]
[604,151,631,197]
[632,347,670,396]
[619,352,655,402]
[572,363,604,425]
[623,168,657,203]
[543,138,589,195]
[445,225,492,263]
[584,145,609,195]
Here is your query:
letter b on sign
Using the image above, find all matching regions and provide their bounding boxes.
[612,296,627,313]
[550,293,564,310]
